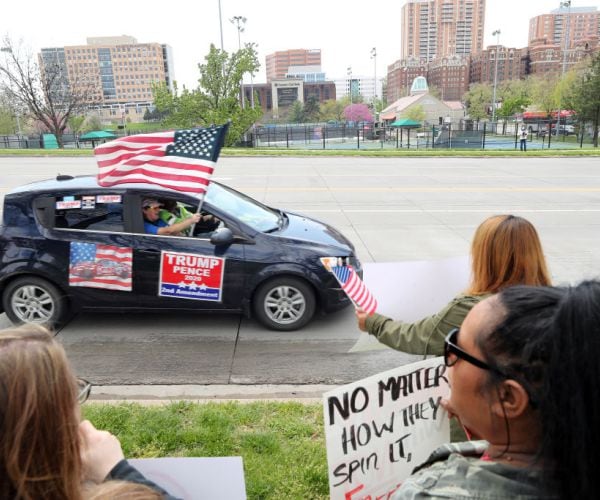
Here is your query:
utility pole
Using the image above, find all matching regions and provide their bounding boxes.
[347,66,353,105]
[230,15,247,109]
[217,0,224,51]
[491,29,501,127]
[370,47,377,121]
[557,0,571,134]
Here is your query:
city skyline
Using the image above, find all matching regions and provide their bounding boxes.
[3,0,599,89]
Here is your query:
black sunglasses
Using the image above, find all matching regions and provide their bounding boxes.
[77,378,92,404]
[444,328,507,377]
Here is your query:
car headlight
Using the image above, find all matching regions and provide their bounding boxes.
[320,257,350,271]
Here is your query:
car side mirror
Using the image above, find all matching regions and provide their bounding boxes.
[210,227,234,246]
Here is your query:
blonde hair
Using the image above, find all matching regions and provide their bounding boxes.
[467,214,551,295]
[85,480,165,499]
[0,324,82,500]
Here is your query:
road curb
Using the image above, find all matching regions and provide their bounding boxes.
[89,384,339,404]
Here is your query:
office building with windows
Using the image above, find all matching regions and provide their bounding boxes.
[265,49,322,82]
[39,35,174,123]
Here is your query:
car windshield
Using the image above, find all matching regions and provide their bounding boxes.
[205,182,281,232]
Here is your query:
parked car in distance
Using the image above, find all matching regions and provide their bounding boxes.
[0,175,361,331]
[551,124,575,136]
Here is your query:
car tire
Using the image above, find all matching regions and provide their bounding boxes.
[2,276,69,327]
[253,277,316,331]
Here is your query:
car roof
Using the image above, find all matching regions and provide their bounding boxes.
[7,175,198,196]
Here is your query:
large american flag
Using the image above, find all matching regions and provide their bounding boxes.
[331,265,377,315]
[95,124,229,196]
[69,242,132,291]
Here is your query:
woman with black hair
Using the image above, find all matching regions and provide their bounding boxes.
[392,280,600,499]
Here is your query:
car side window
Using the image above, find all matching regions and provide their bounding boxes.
[52,195,124,232]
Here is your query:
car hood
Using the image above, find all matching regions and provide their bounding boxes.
[274,211,354,254]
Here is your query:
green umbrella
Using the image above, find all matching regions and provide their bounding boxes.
[79,130,117,140]
[389,118,421,128]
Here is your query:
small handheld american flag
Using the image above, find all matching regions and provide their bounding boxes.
[331,265,377,315]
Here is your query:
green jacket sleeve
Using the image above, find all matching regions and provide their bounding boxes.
[364,295,485,357]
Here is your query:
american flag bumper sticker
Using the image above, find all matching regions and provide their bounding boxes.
[159,251,225,302]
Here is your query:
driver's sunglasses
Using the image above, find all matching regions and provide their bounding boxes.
[77,378,92,404]
[444,328,507,377]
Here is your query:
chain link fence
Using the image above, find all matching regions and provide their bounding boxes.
[1,121,597,150]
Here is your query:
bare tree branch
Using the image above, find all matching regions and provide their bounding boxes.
[0,35,99,147]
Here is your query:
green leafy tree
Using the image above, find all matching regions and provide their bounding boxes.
[463,83,492,120]
[303,96,320,122]
[0,94,17,134]
[153,43,261,145]
[83,115,102,133]
[289,101,304,123]
[528,74,559,115]
[319,99,345,122]
[564,53,600,147]
[496,80,531,118]
[68,115,86,134]
[402,104,426,123]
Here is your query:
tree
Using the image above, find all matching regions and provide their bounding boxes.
[289,101,304,123]
[402,104,426,123]
[319,99,345,122]
[528,74,559,115]
[344,103,373,123]
[303,96,320,122]
[463,83,492,120]
[564,53,600,147]
[68,115,85,134]
[0,36,98,147]
[153,43,262,145]
[496,80,531,118]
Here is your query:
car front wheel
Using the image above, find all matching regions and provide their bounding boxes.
[2,276,68,327]
[253,277,316,331]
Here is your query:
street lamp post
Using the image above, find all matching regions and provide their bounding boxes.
[230,15,247,109]
[491,29,501,128]
[217,0,224,51]
[370,47,377,104]
[557,0,571,134]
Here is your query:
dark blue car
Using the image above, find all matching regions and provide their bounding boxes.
[0,175,360,330]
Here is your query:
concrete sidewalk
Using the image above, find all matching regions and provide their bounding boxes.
[89,384,338,404]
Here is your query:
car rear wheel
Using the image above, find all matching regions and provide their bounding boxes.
[253,277,316,331]
[2,277,68,327]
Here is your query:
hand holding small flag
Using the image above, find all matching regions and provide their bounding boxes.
[330,265,377,315]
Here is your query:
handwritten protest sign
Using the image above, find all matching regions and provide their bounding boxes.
[323,357,450,499]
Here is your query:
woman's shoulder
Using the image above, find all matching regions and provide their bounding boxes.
[394,444,549,499]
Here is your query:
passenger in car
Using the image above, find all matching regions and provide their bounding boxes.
[142,198,200,236]
[159,199,220,236]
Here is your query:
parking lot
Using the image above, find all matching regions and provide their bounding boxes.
[1,156,599,393]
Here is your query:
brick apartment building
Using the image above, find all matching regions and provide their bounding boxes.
[401,0,485,62]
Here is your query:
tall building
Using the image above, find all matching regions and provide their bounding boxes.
[265,49,321,82]
[401,0,486,63]
[469,46,528,84]
[39,36,174,123]
[529,6,599,50]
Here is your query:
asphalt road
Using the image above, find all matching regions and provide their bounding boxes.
[1,156,599,390]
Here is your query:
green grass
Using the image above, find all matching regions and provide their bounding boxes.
[83,401,328,500]
[0,146,599,158]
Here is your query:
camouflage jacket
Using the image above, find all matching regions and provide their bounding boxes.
[392,441,553,499]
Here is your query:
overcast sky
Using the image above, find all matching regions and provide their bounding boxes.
[3,0,599,88]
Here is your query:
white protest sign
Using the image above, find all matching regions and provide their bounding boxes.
[128,456,246,500]
[351,256,470,352]
[323,357,450,499]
